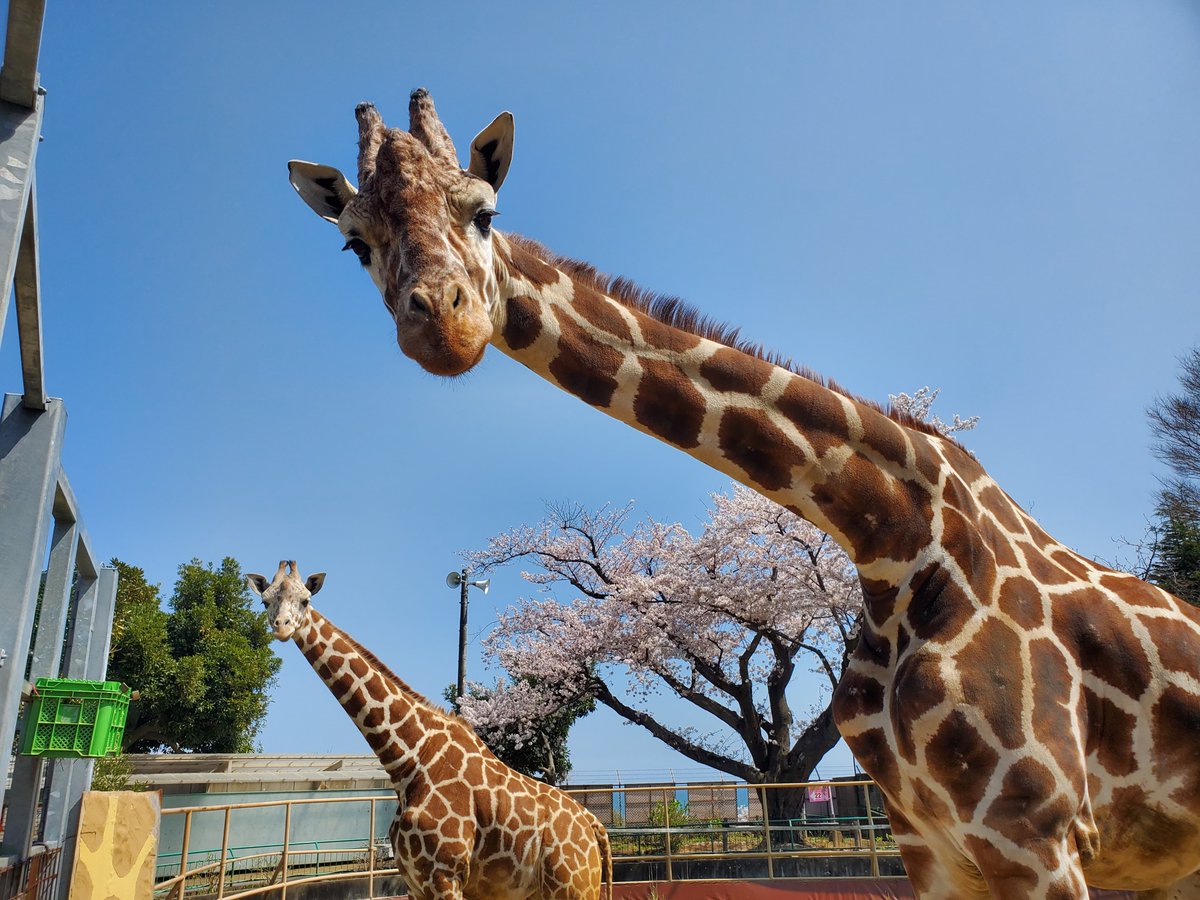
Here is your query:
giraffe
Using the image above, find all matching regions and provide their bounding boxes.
[246,561,612,900]
[285,91,1200,898]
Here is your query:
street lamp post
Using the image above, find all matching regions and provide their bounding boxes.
[445,568,489,705]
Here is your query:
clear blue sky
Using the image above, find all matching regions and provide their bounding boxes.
[3,2,1198,783]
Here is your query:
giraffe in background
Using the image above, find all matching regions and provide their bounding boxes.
[286,92,1200,898]
[247,561,611,900]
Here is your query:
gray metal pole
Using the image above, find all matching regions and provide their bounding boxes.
[457,569,469,703]
[1,517,78,861]
[38,570,99,849]
[0,394,63,818]
[45,565,116,900]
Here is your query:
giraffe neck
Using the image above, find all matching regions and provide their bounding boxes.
[293,608,459,788]
[489,233,964,585]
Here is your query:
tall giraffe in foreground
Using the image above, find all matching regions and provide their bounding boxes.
[246,561,611,900]
[287,92,1200,898]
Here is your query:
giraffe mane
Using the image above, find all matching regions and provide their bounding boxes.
[506,233,966,449]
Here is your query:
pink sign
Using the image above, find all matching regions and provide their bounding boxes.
[806,785,831,803]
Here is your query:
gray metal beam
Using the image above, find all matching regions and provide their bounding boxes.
[38,571,98,849]
[54,473,97,579]
[44,566,117,900]
[15,178,43,409]
[0,393,63,815]
[0,0,43,108]
[0,517,78,861]
[0,91,40,351]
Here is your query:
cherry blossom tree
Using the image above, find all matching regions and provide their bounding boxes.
[461,387,976,817]
[887,386,979,436]
[460,487,862,819]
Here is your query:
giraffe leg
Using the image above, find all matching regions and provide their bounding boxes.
[888,809,991,899]
[1136,869,1200,899]
[967,834,1089,900]
[421,869,465,900]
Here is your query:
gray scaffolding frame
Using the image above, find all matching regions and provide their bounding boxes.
[0,3,118,899]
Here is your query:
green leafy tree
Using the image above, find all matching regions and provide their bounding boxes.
[90,754,150,792]
[1148,502,1200,606]
[109,558,281,752]
[1147,348,1200,605]
[445,679,595,786]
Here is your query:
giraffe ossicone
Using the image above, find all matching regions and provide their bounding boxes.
[288,93,1200,899]
[247,561,611,900]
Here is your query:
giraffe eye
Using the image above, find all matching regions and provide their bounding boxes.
[473,208,498,237]
[341,237,371,266]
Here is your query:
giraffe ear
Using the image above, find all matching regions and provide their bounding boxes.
[468,112,514,193]
[306,573,326,595]
[288,161,358,223]
[246,574,269,596]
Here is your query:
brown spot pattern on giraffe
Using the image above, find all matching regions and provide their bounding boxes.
[964,834,1040,897]
[571,280,633,343]
[986,766,1079,876]
[844,727,901,797]
[887,651,947,763]
[632,308,702,354]
[832,668,885,721]
[858,406,912,468]
[549,306,622,407]
[925,709,1000,821]
[504,237,561,288]
[718,406,796,491]
[942,505,998,604]
[906,566,974,642]
[979,484,1025,533]
[956,617,1024,749]
[1153,684,1200,803]
[997,575,1045,629]
[1052,593,1153,698]
[1083,686,1138,777]
[502,295,542,350]
[700,347,774,395]
[980,516,1022,567]
[1027,637,1079,772]
[775,377,850,458]
[634,358,705,448]
[811,454,935,564]
[1144,614,1200,673]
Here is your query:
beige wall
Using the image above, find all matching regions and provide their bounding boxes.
[70,790,160,900]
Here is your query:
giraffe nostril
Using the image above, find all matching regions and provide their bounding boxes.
[452,286,463,310]
[409,291,432,318]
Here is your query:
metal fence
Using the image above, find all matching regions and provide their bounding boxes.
[0,844,61,900]
[153,781,904,899]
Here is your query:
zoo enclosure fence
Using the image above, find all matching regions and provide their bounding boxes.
[0,843,61,900]
[152,780,901,899]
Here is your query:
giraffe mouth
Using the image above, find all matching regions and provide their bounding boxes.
[399,322,491,377]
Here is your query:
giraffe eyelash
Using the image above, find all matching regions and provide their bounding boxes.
[342,237,372,266]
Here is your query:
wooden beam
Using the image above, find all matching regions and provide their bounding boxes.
[15,179,43,409]
[0,0,44,108]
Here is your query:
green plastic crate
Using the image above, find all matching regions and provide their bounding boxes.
[19,678,131,759]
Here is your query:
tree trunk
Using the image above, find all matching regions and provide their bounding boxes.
[764,784,808,822]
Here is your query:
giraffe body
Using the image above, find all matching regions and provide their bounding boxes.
[247,562,610,900]
[286,93,1200,898]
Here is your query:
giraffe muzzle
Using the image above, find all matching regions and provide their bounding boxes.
[396,281,492,376]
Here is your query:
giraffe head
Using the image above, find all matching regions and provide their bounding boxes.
[246,560,326,640]
[288,89,515,376]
